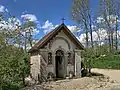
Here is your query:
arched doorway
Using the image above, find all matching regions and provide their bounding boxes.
[55,50,64,78]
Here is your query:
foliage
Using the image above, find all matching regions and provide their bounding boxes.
[82,44,120,70]
[73,0,120,76]
[0,12,37,52]
[91,55,120,69]
[0,10,35,90]
[0,39,30,90]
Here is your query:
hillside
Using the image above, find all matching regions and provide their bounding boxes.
[92,55,120,69]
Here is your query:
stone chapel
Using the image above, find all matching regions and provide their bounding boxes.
[29,23,84,81]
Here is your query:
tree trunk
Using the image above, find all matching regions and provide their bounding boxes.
[115,17,118,50]
[88,59,91,76]
[108,30,112,52]
[88,14,93,48]
[111,30,114,51]
[24,31,27,52]
[84,21,89,48]
[85,29,89,48]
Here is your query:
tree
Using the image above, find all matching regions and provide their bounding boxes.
[98,0,120,52]
[0,10,38,52]
[22,19,37,52]
[72,0,95,74]
[0,9,32,90]
[72,0,93,48]
[0,35,30,89]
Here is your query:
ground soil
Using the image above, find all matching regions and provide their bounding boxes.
[22,68,120,90]
[91,68,120,83]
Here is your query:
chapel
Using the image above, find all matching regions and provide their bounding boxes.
[29,23,84,81]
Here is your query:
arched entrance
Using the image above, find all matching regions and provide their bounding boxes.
[55,50,64,78]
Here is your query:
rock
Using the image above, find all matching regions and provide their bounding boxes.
[22,76,120,90]
[25,76,36,86]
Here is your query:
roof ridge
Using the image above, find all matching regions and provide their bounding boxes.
[29,23,84,53]
[29,23,64,52]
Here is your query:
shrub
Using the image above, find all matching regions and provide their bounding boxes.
[91,55,120,69]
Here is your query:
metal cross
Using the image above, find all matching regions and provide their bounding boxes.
[61,18,65,23]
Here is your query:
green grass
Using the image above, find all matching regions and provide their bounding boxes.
[91,55,120,69]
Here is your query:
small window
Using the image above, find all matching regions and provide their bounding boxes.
[68,53,72,64]
[48,52,52,65]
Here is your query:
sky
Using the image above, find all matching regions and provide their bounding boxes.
[0,0,104,46]
[0,0,99,24]
[1,0,74,25]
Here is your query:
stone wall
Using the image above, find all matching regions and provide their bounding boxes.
[75,50,82,77]
[30,52,48,82]
[30,53,41,81]
[39,49,54,77]
[30,29,82,80]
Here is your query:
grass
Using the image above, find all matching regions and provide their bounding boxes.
[91,55,120,69]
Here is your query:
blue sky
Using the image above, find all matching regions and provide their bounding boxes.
[0,0,120,47]
[0,0,99,25]
[1,0,74,25]
[0,0,102,45]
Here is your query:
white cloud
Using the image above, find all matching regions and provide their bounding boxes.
[8,17,21,26]
[21,14,37,22]
[0,17,22,32]
[77,33,87,45]
[42,20,53,29]
[0,5,5,12]
[97,15,120,27]
[41,20,55,34]
[96,16,105,23]
[107,15,119,27]
[32,28,40,35]
[41,20,80,34]
[67,25,80,32]
[96,28,108,40]
[20,14,40,39]
[77,28,109,46]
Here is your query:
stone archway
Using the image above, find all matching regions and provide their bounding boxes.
[55,50,65,78]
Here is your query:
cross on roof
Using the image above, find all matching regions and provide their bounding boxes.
[61,18,65,23]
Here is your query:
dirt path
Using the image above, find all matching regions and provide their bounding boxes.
[23,77,120,90]
[23,68,120,90]
[91,68,120,83]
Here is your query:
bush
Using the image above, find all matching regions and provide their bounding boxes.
[81,69,88,77]
[91,55,120,69]
[0,45,30,90]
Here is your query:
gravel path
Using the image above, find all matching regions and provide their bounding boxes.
[91,68,120,83]
[23,68,120,90]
